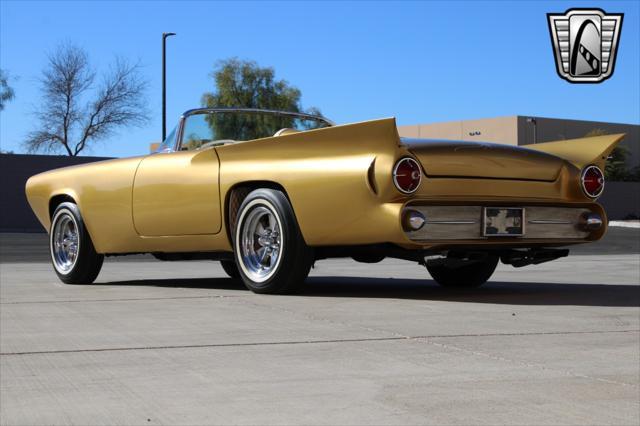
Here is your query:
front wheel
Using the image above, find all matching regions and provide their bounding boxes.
[233,189,313,294]
[50,202,104,284]
[426,255,498,288]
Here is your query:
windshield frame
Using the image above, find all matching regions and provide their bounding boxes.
[168,108,334,152]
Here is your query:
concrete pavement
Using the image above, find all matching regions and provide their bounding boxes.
[1,255,639,425]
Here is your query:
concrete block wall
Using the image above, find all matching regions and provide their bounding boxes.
[0,154,112,232]
[598,182,640,220]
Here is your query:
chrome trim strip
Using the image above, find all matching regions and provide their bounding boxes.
[425,220,477,225]
[174,115,185,152]
[528,219,573,224]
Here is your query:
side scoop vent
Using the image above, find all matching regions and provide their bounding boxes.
[366,157,378,195]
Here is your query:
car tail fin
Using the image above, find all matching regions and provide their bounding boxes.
[527,133,626,170]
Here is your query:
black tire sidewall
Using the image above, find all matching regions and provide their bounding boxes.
[427,255,499,288]
[233,189,311,294]
[220,259,241,279]
[50,202,103,284]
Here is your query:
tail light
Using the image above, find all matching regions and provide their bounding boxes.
[581,165,605,198]
[393,157,422,194]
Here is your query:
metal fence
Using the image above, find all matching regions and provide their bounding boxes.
[1,153,638,233]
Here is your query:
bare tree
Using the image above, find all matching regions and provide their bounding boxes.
[0,69,15,111]
[26,44,149,156]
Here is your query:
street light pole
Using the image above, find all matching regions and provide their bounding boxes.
[162,32,176,142]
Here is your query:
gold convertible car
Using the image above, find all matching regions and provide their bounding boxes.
[26,108,623,293]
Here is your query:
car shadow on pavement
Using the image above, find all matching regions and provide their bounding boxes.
[303,277,640,307]
[93,276,640,308]
[93,277,244,291]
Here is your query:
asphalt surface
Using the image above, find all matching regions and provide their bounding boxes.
[1,230,639,425]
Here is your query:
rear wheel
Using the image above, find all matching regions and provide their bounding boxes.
[50,202,104,284]
[220,259,240,279]
[427,255,498,288]
[233,189,313,294]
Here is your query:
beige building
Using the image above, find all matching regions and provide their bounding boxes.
[398,116,640,169]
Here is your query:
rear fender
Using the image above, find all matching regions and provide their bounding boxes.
[215,118,410,246]
[527,134,625,170]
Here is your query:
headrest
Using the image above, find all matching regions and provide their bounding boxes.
[274,128,300,137]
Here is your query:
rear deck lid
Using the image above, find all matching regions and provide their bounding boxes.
[403,138,565,182]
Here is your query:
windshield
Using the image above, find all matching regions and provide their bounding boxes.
[155,126,177,153]
[155,109,332,153]
[187,110,332,150]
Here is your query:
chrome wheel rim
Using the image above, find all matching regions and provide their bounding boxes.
[51,212,79,274]
[237,201,283,283]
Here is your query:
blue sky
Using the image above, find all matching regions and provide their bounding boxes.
[1,0,638,158]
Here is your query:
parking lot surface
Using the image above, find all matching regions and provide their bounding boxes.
[1,250,639,425]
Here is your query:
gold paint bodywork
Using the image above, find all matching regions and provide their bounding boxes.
[25,118,624,255]
[132,149,221,236]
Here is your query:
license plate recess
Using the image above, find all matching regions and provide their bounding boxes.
[483,207,524,237]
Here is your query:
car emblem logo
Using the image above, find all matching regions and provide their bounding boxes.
[547,8,623,83]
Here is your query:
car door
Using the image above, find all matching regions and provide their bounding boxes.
[132,114,221,236]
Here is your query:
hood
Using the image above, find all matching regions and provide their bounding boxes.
[402,138,566,182]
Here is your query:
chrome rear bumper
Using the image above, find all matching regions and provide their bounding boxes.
[403,205,599,241]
